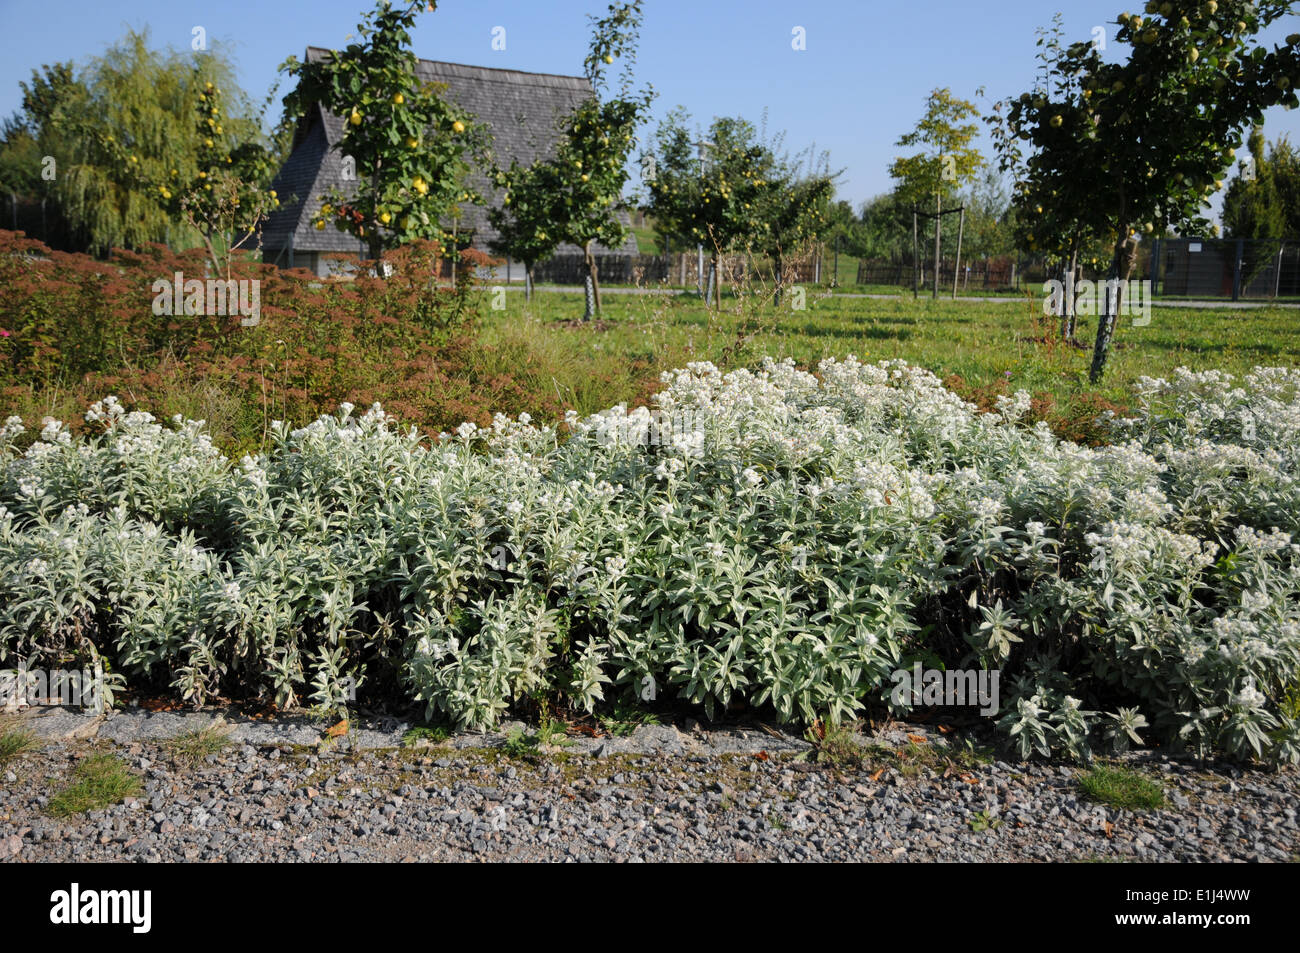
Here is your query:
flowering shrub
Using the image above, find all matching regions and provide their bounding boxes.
[2,358,1298,763]
[0,230,492,452]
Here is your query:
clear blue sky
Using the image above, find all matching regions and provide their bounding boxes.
[3,0,1299,215]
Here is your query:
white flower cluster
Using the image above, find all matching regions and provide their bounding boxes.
[4,358,1300,762]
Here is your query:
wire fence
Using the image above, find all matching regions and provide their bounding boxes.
[1151,237,1300,299]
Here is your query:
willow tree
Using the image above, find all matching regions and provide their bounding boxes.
[38,30,255,256]
[889,88,984,298]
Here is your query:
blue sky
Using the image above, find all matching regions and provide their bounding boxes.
[2,0,1299,214]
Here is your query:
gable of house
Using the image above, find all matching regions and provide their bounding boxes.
[261,49,637,273]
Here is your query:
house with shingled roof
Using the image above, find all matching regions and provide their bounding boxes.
[260,48,638,277]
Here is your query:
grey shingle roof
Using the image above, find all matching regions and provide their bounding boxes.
[261,49,637,258]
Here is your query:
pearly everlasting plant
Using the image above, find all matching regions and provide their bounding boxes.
[3,358,1299,763]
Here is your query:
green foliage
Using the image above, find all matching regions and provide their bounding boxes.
[806,720,867,768]
[282,1,487,259]
[32,31,264,257]
[1222,127,1300,240]
[502,727,540,758]
[890,87,984,207]
[991,3,1300,380]
[401,723,449,747]
[599,699,660,736]
[0,115,45,197]
[46,753,143,817]
[1078,765,1166,811]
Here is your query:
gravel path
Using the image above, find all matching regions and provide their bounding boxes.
[2,706,1297,863]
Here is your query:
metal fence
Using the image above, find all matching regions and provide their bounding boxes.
[856,256,1028,291]
[512,252,816,287]
[1150,237,1300,299]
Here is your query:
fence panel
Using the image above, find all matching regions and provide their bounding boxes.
[1153,237,1300,300]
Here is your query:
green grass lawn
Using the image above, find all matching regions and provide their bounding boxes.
[479,286,1300,442]
[629,224,659,254]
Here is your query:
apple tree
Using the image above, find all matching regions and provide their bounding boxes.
[487,158,562,301]
[989,15,1114,341]
[544,1,654,319]
[754,170,834,305]
[281,0,488,264]
[643,110,773,308]
[126,77,284,275]
[999,1,1300,382]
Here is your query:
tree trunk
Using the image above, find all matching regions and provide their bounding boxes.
[952,206,965,301]
[773,251,784,306]
[368,167,385,276]
[583,241,601,320]
[710,251,721,309]
[1061,243,1079,342]
[932,191,941,300]
[1089,232,1139,383]
[912,207,919,298]
[525,263,533,303]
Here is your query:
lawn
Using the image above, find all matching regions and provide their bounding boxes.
[477,286,1300,443]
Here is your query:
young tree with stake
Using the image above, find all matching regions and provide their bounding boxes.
[546,1,655,320]
[890,88,983,299]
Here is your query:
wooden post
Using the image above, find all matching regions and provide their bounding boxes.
[450,221,458,291]
[952,206,965,301]
[932,192,941,300]
[1274,241,1284,300]
[912,206,919,299]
